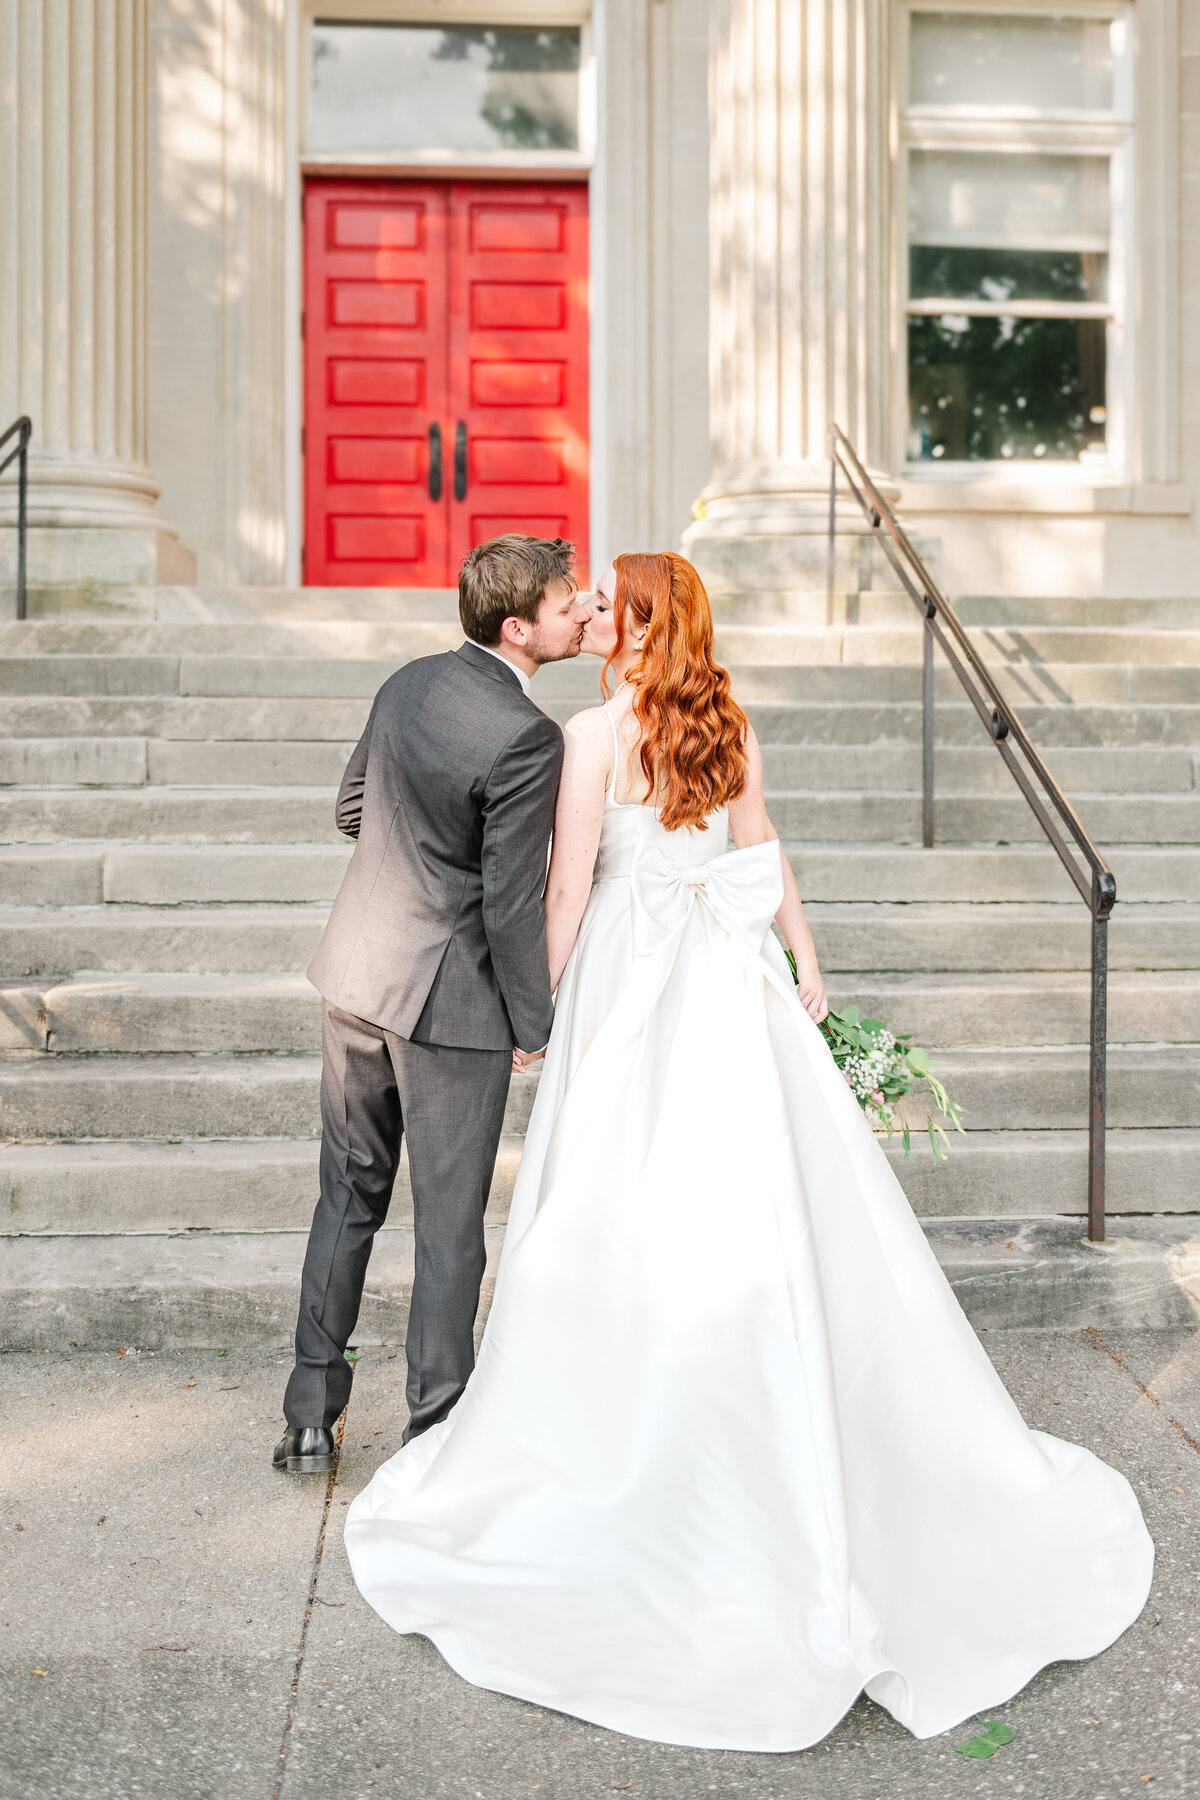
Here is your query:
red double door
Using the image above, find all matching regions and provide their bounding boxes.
[304,178,589,587]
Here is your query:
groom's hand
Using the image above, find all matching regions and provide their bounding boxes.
[512,1046,547,1073]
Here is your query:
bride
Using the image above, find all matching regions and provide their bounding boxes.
[344,550,1153,1752]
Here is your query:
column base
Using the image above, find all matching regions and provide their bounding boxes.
[0,453,197,615]
[0,525,197,618]
[681,462,931,622]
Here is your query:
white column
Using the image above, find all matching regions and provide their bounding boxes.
[0,0,191,598]
[683,0,895,600]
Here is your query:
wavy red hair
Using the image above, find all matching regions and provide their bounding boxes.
[601,552,748,832]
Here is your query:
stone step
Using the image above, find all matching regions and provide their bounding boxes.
[24,583,465,623]
[0,1134,521,1233]
[1,898,1196,979]
[0,618,466,658]
[2,783,1196,845]
[0,738,356,788]
[745,700,1200,749]
[2,839,1193,910]
[4,734,1194,794]
[4,653,1198,708]
[793,844,1200,904]
[925,1046,1200,1130]
[761,744,1197,794]
[4,1212,1198,1349]
[824,970,1200,1047]
[1,966,1196,1057]
[807,901,1200,972]
[5,693,1200,751]
[25,582,1200,630]
[0,787,346,844]
[6,616,1200,666]
[0,1053,541,1141]
[778,790,1200,844]
[0,972,325,1053]
[0,1043,1194,1142]
[886,1127,1200,1216]
[0,844,353,906]
[0,738,148,785]
[1,1125,1195,1236]
[0,904,329,976]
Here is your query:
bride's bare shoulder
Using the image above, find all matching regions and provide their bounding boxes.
[562,705,615,749]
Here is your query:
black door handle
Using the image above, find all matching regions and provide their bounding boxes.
[428,422,443,501]
[454,421,467,502]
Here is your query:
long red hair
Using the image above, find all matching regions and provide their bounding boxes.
[602,552,748,832]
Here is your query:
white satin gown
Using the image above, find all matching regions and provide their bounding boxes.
[344,722,1154,1753]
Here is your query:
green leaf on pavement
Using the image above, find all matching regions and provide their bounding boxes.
[953,1717,1016,1758]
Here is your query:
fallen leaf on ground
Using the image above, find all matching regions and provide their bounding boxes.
[954,1717,1016,1759]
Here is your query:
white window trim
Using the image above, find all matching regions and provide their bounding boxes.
[299,1,596,172]
[890,0,1181,504]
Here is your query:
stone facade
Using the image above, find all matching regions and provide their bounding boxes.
[2,0,1200,602]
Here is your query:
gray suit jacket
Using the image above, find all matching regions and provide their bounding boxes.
[307,642,564,1052]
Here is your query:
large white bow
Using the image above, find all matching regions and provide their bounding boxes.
[629,837,784,957]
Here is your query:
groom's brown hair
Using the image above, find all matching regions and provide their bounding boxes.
[458,534,576,647]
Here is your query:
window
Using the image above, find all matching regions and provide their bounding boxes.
[901,8,1133,472]
[309,22,584,157]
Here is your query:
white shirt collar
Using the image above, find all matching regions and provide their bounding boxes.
[474,642,531,695]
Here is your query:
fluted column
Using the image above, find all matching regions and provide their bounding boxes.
[683,0,895,601]
[0,0,190,597]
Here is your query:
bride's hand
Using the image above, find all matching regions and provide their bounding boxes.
[512,1046,547,1073]
[794,968,829,1024]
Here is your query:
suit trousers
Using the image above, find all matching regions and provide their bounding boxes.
[284,1001,512,1439]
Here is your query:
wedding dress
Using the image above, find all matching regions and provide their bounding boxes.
[344,709,1153,1752]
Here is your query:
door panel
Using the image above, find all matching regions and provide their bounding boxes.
[450,182,588,581]
[304,180,449,587]
[305,177,588,587]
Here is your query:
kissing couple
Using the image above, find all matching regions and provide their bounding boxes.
[275,533,1151,1752]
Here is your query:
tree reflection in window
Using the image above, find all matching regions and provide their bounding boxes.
[908,315,1107,462]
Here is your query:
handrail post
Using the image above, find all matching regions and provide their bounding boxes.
[922,608,935,847]
[1087,879,1108,1243]
[17,418,28,623]
[826,428,837,629]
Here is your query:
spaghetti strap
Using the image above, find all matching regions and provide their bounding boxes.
[603,701,621,799]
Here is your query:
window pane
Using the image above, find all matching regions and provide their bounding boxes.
[910,246,1108,304]
[310,24,581,154]
[909,151,1109,252]
[910,12,1115,111]
[907,315,1107,461]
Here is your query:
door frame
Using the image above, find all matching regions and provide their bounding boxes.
[283,0,608,588]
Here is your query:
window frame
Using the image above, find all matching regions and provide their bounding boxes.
[893,0,1137,485]
[299,1,597,174]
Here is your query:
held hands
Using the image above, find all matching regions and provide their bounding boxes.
[512,1045,547,1073]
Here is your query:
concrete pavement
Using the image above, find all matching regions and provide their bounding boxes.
[3,1327,1199,1800]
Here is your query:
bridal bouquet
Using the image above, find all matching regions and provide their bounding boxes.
[785,954,966,1158]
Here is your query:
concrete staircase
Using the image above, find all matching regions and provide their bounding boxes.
[2,583,1199,1348]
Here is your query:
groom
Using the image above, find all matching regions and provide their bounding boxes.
[275,535,590,1474]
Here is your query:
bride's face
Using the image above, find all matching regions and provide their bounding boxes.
[579,564,618,659]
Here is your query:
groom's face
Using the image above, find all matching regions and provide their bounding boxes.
[521,578,592,666]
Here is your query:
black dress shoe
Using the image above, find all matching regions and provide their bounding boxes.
[272,1426,335,1475]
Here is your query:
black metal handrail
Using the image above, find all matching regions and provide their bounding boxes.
[0,416,31,622]
[827,422,1116,1242]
